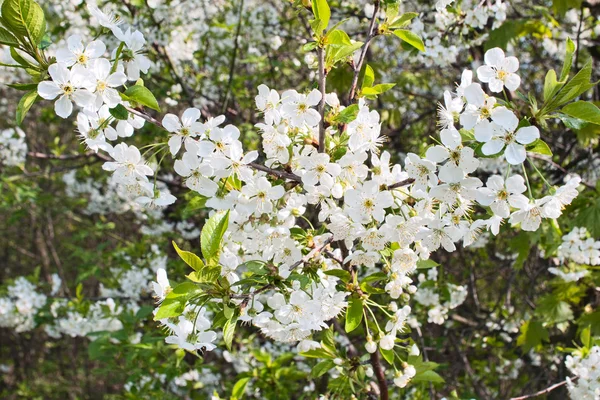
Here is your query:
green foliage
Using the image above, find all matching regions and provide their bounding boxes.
[15,90,38,125]
[122,84,161,111]
[345,296,364,333]
[200,210,230,265]
[1,0,46,46]
[392,29,425,52]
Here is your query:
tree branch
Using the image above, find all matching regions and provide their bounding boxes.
[509,379,572,400]
[369,350,389,400]
[347,0,380,103]
[317,46,327,153]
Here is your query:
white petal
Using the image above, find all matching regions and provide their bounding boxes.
[37,81,62,100]
[505,175,526,194]
[501,56,519,73]
[484,48,505,66]
[516,126,539,145]
[463,83,485,106]
[181,108,201,126]
[488,78,504,93]
[505,143,526,165]
[476,65,496,83]
[425,146,449,163]
[504,73,521,91]
[162,114,182,132]
[55,96,73,118]
[85,40,106,58]
[482,139,504,155]
[491,107,519,132]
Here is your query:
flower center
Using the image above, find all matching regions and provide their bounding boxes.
[62,84,74,96]
[497,70,507,80]
[77,54,88,64]
[97,81,107,92]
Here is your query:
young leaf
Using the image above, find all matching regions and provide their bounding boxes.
[345,297,364,333]
[16,90,37,125]
[362,83,396,96]
[393,30,425,52]
[561,101,600,125]
[389,12,418,29]
[543,69,562,103]
[172,241,205,272]
[223,316,238,351]
[108,104,129,120]
[200,210,230,263]
[311,0,330,34]
[362,64,375,89]
[311,360,335,378]
[323,269,351,282]
[559,37,575,82]
[231,377,250,400]
[123,85,161,111]
[0,26,20,47]
[526,139,553,156]
[1,0,46,45]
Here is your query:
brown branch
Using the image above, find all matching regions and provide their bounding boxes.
[369,350,389,400]
[317,45,327,153]
[509,379,571,400]
[347,0,380,103]
[387,178,415,190]
[288,235,334,271]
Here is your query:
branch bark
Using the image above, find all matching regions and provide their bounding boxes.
[347,0,380,103]
[369,350,389,400]
[317,45,327,153]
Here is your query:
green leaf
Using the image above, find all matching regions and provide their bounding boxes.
[154,297,185,320]
[223,316,238,351]
[333,103,359,123]
[108,104,129,120]
[417,259,439,269]
[362,83,396,96]
[123,85,160,111]
[525,139,553,156]
[559,37,575,82]
[517,319,549,352]
[389,12,418,29]
[16,90,37,125]
[392,30,425,51]
[580,325,591,349]
[300,348,335,359]
[362,64,375,89]
[562,101,600,125]
[231,377,250,400]
[574,197,600,237]
[543,70,562,103]
[548,60,595,110]
[172,241,205,272]
[311,360,335,378]
[0,26,20,47]
[412,370,445,384]
[345,297,364,333]
[7,82,37,91]
[323,269,351,282]
[1,0,46,45]
[535,295,574,325]
[201,210,230,264]
[379,347,394,365]
[331,41,363,63]
[311,0,330,34]
[326,29,351,46]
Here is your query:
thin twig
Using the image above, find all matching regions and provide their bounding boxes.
[347,0,380,103]
[509,379,571,400]
[288,236,334,271]
[317,46,327,153]
[369,350,389,400]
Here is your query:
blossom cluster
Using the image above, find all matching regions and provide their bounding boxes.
[0,127,27,166]
[565,346,600,399]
